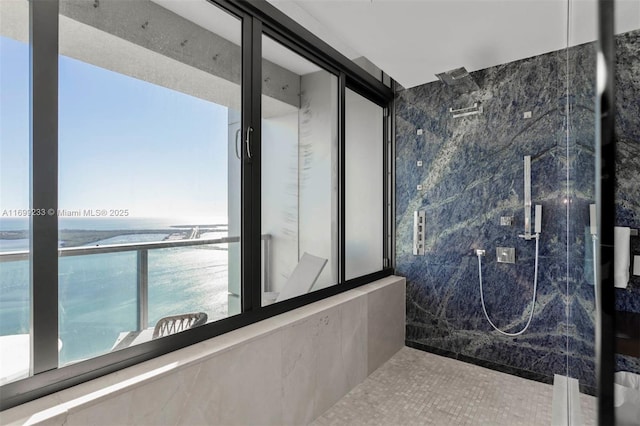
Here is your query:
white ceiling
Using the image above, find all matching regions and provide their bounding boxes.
[269,0,640,89]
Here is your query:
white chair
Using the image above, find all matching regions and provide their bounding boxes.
[263,252,327,304]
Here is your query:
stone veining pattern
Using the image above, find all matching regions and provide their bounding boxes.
[615,30,640,313]
[396,30,639,389]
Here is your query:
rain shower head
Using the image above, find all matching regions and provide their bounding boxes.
[435,67,480,94]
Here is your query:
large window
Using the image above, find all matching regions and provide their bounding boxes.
[56,0,242,364]
[0,0,392,410]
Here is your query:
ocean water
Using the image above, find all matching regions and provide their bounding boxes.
[0,217,234,367]
[0,216,228,233]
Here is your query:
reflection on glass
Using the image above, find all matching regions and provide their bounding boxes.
[345,89,384,280]
[0,0,30,385]
[611,3,640,424]
[148,244,231,327]
[56,0,242,361]
[261,34,339,305]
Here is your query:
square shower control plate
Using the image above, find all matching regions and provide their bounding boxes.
[496,247,515,264]
[500,216,514,226]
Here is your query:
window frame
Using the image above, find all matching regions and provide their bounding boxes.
[0,0,394,410]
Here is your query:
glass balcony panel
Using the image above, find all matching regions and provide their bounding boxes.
[58,252,137,365]
[0,0,31,385]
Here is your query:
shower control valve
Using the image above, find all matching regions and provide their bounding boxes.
[500,216,514,226]
[496,247,516,264]
[413,210,426,256]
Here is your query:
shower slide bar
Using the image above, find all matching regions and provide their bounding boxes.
[524,155,531,236]
[519,155,541,240]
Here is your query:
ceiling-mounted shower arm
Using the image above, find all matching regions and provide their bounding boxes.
[435,67,480,94]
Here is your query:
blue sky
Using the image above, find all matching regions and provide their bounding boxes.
[1,36,230,222]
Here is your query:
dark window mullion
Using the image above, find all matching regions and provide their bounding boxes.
[249,17,263,310]
[389,86,396,269]
[240,14,252,312]
[29,0,60,375]
[338,73,346,284]
[382,107,390,266]
[241,15,263,312]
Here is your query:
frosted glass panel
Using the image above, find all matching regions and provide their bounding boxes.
[345,89,384,280]
[261,34,338,305]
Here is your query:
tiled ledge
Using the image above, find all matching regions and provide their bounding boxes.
[1,276,405,426]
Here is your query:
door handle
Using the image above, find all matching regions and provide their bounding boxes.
[234,128,241,160]
[245,126,253,159]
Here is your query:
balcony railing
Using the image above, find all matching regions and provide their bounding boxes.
[0,234,271,331]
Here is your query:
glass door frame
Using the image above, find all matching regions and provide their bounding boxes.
[595,0,616,423]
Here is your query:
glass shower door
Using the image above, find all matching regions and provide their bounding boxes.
[567,0,640,424]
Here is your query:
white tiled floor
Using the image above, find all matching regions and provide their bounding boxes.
[312,347,597,426]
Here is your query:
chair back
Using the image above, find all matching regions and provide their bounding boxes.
[152,312,208,339]
[275,252,327,302]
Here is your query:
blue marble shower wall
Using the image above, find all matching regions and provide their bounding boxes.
[396,29,639,390]
[613,30,640,377]
[615,30,640,311]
